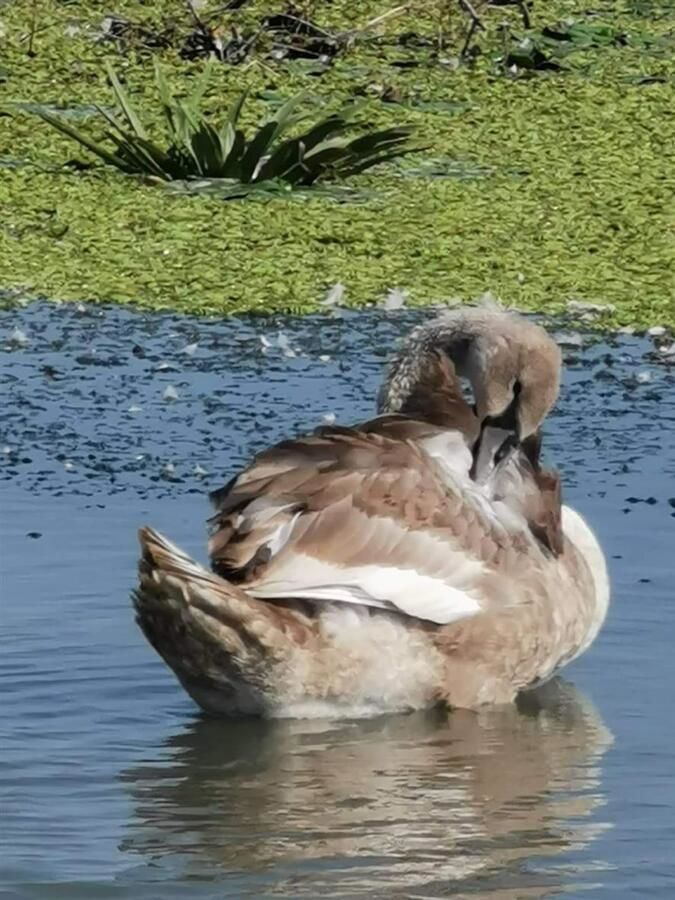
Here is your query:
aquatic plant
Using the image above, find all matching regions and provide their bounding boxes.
[2,0,674,325]
[496,16,663,73]
[29,61,420,197]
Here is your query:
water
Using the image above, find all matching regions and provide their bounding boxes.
[1,302,674,899]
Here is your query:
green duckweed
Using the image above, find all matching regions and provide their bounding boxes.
[0,0,674,326]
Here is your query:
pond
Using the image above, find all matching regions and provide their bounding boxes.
[1,302,674,898]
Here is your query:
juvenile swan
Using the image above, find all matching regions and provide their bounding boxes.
[133,308,609,717]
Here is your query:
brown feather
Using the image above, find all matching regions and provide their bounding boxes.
[525,469,564,557]
[207,419,527,596]
[513,431,564,556]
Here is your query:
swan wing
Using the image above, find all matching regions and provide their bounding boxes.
[208,419,516,625]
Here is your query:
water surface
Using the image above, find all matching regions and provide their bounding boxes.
[1,303,674,898]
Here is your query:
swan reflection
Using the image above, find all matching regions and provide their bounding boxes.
[120,680,613,897]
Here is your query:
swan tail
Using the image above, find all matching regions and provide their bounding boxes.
[133,527,315,715]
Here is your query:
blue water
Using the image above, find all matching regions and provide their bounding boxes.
[1,302,674,898]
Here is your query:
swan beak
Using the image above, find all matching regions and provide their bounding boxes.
[471,424,517,484]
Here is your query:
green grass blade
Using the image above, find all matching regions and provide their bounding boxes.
[32,109,131,170]
[256,116,348,182]
[154,61,179,139]
[254,138,304,183]
[269,92,309,138]
[214,92,249,177]
[104,60,148,139]
[94,104,133,138]
[185,60,214,112]
[337,145,424,177]
[187,121,228,176]
[284,114,347,153]
[344,127,414,156]
[240,93,312,181]
[294,145,352,185]
[222,129,247,178]
[218,121,235,162]
[227,91,248,130]
[105,132,172,178]
[239,121,277,183]
[301,135,354,160]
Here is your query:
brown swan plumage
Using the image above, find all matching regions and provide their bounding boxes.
[133,308,609,717]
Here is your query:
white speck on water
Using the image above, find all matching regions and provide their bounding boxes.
[260,332,299,357]
[64,461,75,471]
[136,454,146,461]
[320,282,346,308]
[155,361,177,372]
[380,288,408,311]
[636,371,652,384]
[648,325,666,337]
[9,327,29,347]
[277,332,297,358]
[193,463,208,477]
[319,354,331,362]
[2,445,12,455]
[181,342,199,356]
[322,413,336,425]
[163,385,179,402]
[658,342,675,357]
[128,405,143,413]
[161,462,176,478]
[555,332,584,348]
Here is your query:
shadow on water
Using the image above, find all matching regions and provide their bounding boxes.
[119,680,612,897]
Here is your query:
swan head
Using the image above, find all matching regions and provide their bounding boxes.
[380,308,561,440]
[467,315,562,440]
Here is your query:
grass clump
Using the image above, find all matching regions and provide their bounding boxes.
[29,60,418,199]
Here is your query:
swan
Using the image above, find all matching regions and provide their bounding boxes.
[133,308,609,717]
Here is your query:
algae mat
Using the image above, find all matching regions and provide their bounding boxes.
[1,0,674,325]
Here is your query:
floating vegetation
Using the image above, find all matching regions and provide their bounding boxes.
[7,102,115,120]
[399,156,495,180]
[1,0,674,325]
[496,14,675,74]
[27,62,420,196]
